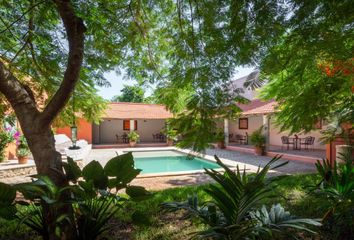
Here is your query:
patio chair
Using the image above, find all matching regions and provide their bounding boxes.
[281,136,293,150]
[300,136,314,150]
[244,132,249,145]
[229,133,233,141]
[121,133,128,143]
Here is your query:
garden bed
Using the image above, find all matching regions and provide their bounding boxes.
[0,173,328,240]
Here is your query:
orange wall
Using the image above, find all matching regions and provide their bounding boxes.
[56,119,92,144]
[5,142,17,160]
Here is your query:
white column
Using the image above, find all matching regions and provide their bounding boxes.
[262,115,270,150]
[224,119,229,146]
[129,119,135,132]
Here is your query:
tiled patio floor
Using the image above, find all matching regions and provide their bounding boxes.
[2,147,317,190]
[228,143,326,159]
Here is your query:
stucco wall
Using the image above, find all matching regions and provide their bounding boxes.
[269,119,326,150]
[136,119,166,142]
[229,116,263,136]
[97,119,123,144]
[94,119,166,144]
[55,118,92,144]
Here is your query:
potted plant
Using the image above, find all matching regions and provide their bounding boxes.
[16,147,30,164]
[14,132,30,164]
[127,131,140,147]
[215,130,226,149]
[249,127,266,156]
[0,129,14,163]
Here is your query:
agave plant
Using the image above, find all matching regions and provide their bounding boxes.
[163,155,320,239]
[249,204,320,239]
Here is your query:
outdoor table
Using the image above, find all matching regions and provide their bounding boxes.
[290,137,305,150]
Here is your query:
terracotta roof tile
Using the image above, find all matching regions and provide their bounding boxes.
[237,99,277,115]
[104,102,173,119]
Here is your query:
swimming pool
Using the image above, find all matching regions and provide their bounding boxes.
[126,150,220,174]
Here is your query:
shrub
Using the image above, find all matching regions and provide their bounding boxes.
[314,147,354,239]
[0,152,151,240]
[128,131,140,142]
[249,126,266,148]
[16,148,30,158]
[0,130,14,162]
[163,155,320,239]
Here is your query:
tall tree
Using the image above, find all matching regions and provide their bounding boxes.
[111,84,145,102]
[259,0,353,139]
[0,1,291,236]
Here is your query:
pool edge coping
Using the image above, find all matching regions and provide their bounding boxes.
[120,147,241,178]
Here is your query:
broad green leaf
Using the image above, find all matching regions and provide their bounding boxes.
[126,186,151,201]
[0,205,17,220]
[82,161,108,189]
[104,152,142,188]
[63,157,82,182]
[0,182,16,205]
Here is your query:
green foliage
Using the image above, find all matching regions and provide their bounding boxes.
[16,148,30,158]
[163,155,320,239]
[111,84,145,103]
[259,0,354,134]
[0,153,151,239]
[249,127,266,148]
[0,130,14,162]
[314,148,354,239]
[250,204,320,239]
[127,131,140,142]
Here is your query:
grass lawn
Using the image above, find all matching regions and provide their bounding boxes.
[0,173,328,240]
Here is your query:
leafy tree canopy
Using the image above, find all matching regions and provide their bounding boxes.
[259,0,354,135]
[111,84,145,103]
[2,0,350,152]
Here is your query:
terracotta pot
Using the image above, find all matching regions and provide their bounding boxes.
[129,141,136,147]
[18,156,28,164]
[254,146,265,156]
[167,139,174,146]
[217,141,226,149]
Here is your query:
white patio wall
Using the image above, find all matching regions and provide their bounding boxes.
[227,115,326,150]
[269,119,325,150]
[229,115,263,136]
[135,119,166,142]
[92,119,166,144]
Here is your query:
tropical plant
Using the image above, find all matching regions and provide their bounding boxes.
[163,155,320,239]
[249,127,266,148]
[0,152,151,240]
[314,148,354,239]
[163,126,178,142]
[0,130,14,162]
[127,131,140,142]
[16,148,30,158]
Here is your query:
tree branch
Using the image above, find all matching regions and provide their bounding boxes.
[0,60,40,126]
[39,0,86,126]
[0,0,47,34]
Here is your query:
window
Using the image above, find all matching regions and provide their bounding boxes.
[239,118,248,129]
[123,120,138,130]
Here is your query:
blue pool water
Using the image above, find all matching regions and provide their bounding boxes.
[131,151,220,174]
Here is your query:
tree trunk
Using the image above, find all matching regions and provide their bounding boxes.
[24,125,77,240]
[0,0,86,238]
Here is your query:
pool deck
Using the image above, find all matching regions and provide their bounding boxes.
[84,147,317,190]
[2,147,317,190]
